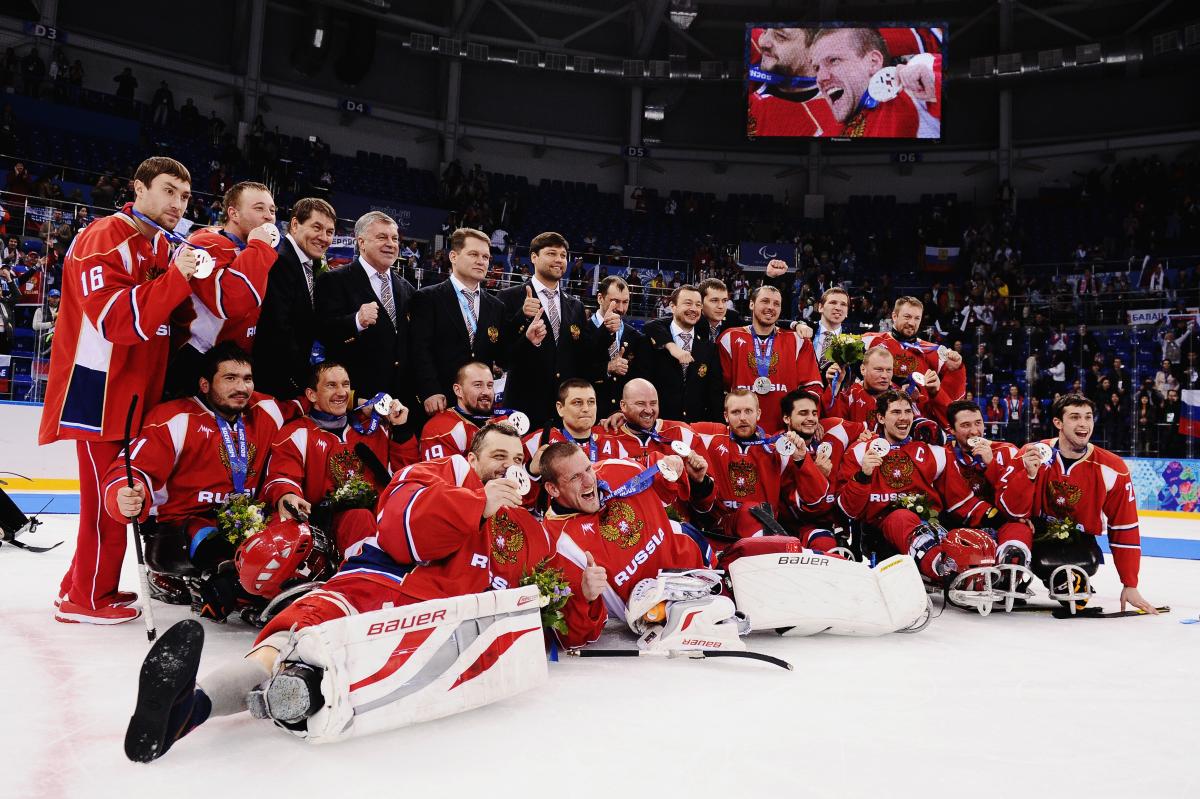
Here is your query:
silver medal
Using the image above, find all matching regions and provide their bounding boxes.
[868,438,890,457]
[505,464,531,496]
[191,249,215,279]
[657,459,681,483]
[817,441,834,459]
[752,376,772,395]
[774,436,797,459]
[505,411,530,436]
[262,223,281,248]
[867,66,902,102]
[910,371,926,387]
[937,345,951,359]
[373,393,394,416]
[1033,442,1054,464]
[670,439,692,458]
[967,436,987,450]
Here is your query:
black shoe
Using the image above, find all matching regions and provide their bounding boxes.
[125,620,209,763]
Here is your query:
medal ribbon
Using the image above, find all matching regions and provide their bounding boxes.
[455,406,517,427]
[219,229,247,252]
[215,414,248,495]
[564,427,598,462]
[129,208,207,252]
[732,426,786,455]
[752,331,775,381]
[748,66,817,89]
[598,463,663,505]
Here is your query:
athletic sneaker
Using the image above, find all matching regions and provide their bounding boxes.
[54,591,137,609]
[55,598,142,625]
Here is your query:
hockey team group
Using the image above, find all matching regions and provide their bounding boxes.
[30,157,1158,762]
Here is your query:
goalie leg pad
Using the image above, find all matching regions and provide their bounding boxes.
[636,595,748,652]
[729,552,930,636]
[271,586,546,744]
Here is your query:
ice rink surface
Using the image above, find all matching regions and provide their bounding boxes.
[2,515,1197,799]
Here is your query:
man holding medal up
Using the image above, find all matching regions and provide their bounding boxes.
[718,285,821,435]
[862,296,966,410]
[41,156,201,625]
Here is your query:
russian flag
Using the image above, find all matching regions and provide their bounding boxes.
[1181,389,1200,438]
[922,245,958,274]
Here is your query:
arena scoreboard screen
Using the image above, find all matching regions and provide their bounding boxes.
[747,24,945,140]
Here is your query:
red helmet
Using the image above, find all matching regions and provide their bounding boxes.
[235,519,329,599]
[940,528,997,574]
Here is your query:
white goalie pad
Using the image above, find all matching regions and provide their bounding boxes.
[624,570,748,652]
[280,586,547,744]
[729,553,930,636]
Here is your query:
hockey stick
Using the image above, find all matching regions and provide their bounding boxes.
[124,395,157,643]
[1052,604,1170,620]
[565,647,793,671]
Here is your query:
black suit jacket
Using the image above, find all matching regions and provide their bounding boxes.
[589,317,645,417]
[634,318,724,423]
[497,280,597,427]
[253,238,316,400]
[315,258,416,407]
[410,277,506,402]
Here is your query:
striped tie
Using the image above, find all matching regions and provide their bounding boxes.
[680,331,693,377]
[544,288,560,342]
[377,271,397,325]
[461,289,478,344]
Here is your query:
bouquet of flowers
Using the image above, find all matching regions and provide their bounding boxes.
[1037,515,1080,542]
[520,557,572,635]
[217,492,267,547]
[329,473,377,510]
[890,492,938,523]
[827,333,865,367]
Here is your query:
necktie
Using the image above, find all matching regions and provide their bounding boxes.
[544,288,560,342]
[680,331,693,377]
[608,331,620,359]
[377,271,397,326]
[817,330,829,362]
[302,260,314,302]
[461,288,479,344]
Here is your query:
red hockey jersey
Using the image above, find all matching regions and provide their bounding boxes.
[822,379,950,427]
[101,395,288,524]
[594,419,705,467]
[748,88,839,138]
[346,456,605,643]
[837,438,992,527]
[544,459,709,646]
[718,327,820,434]
[691,426,827,537]
[997,442,1141,587]
[40,205,193,443]
[861,330,966,403]
[260,414,409,509]
[419,407,518,460]
[172,227,277,353]
[948,440,1019,506]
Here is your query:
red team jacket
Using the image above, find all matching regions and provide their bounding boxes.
[718,327,820,434]
[947,440,1019,505]
[40,205,192,443]
[260,413,410,509]
[748,88,839,137]
[997,442,1142,587]
[593,420,705,467]
[860,330,966,405]
[837,438,993,528]
[419,407,518,460]
[172,227,277,354]
[822,378,951,427]
[344,456,605,644]
[544,459,710,646]
[691,423,828,537]
[101,395,289,525]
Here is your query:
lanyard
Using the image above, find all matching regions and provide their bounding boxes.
[732,427,784,455]
[219,229,247,252]
[625,423,665,444]
[455,406,515,427]
[748,66,817,89]
[953,441,984,468]
[598,463,662,504]
[215,414,248,494]
[752,331,775,378]
[129,208,202,251]
[564,428,598,462]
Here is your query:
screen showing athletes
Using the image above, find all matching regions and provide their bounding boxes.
[746,24,945,140]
